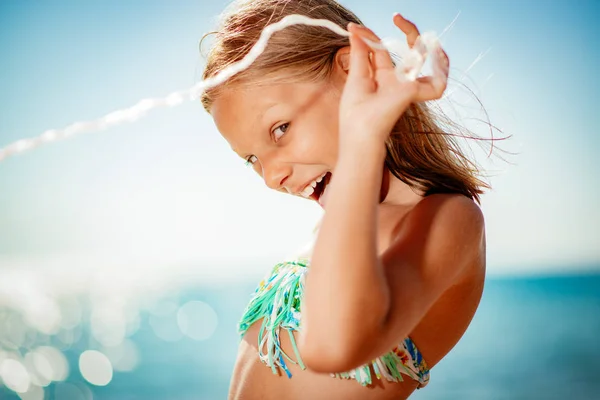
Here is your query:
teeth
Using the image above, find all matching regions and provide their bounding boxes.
[299,172,328,198]
[301,185,315,198]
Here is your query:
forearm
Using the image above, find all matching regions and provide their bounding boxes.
[302,138,391,355]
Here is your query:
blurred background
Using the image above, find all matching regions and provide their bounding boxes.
[0,0,598,399]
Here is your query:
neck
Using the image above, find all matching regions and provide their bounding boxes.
[379,166,424,207]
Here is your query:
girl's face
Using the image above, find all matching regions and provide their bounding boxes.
[210,65,349,205]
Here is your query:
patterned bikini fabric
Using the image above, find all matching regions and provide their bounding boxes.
[238,259,430,388]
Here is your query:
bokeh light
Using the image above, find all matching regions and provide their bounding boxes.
[57,298,82,330]
[90,303,127,347]
[79,350,113,386]
[22,352,51,387]
[149,300,184,342]
[31,346,69,383]
[3,314,27,349]
[102,339,140,372]
[56,327,83,349]
[54,382,93,400]
[23,297,62,336]
[0,358,30,393]
[17,384,44,400]
[0,257,224,397]
[177,301,219,341]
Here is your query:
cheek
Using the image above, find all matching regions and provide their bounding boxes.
[290,93,340,164]
[289,126,338,165]
[314,111,340,162]
[314,97,340,154]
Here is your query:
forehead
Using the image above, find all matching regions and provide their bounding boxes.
[211,82,320,122]
[210,81,329,152]
[211,84,288,131]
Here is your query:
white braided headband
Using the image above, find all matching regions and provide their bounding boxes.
[0,14,441,163]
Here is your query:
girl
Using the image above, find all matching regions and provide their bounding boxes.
[201,0,487,399]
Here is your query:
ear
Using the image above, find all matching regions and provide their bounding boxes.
[334,46,351,73]
[329,46,351,92]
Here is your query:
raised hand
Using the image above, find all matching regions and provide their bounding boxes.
[338,14,449,148]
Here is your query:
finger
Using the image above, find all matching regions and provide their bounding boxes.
[393,13,420,48]
[347,23,373,81]
[414,48,449,101]
[349,24,394,71]
[433,47,450,76]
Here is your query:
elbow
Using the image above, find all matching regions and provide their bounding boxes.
[298,287,390,373]
[301,346,348,374]
[299,332,372,374]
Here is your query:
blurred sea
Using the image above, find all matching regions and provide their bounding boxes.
[1,269,599,400]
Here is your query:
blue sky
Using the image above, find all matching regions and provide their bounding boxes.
[0,0,598,278]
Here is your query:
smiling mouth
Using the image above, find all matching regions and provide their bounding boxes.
[310,172,331,202]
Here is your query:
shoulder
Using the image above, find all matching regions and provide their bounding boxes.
[387,194,485,280]
[371,194,485,360]
[416,193,484,231]
[401,193,484,238]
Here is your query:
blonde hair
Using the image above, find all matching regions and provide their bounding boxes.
[200,0,492,203]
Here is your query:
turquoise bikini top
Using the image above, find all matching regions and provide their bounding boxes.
[237,259,430,388]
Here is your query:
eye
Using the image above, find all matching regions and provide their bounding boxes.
[244,123,290,168]
[244,155,258,168]
[272,122,290,141]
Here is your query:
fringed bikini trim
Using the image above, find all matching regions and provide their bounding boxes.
[237,259,430,388]
[238,259,307,377]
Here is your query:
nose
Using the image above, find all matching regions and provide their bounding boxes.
[262,159,292,192]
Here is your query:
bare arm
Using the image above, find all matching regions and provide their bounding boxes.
[299,140,390,370]
[299,153,485,373]
[297,16,482,373]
